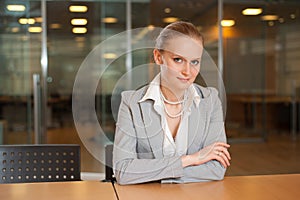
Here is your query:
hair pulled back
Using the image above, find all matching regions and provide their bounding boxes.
[155,21,204,49]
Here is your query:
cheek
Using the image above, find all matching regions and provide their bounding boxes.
[161,64,179,77]
[190,68,200,80]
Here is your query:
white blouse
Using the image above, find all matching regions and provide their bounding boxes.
[139,74,200,157]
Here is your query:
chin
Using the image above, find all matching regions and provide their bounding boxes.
[177,82,191,91]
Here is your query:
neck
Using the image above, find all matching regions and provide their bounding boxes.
[160,86,185,103]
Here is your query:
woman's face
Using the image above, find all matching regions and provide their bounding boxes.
[154,35,203,92]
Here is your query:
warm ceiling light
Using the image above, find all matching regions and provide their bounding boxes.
[35,17,43,23]
[164,8,171,13]
[72,27,87,34]
[28,27,42,33]
[163,17,179,23]
[69,5,88,13]
[11,27,20,33]
[75,37,86,42]
[147,25,155,31]
[261,15,279,21]
[71,18,88,26]
[6,5,26,12]
[19,18,35,25]
[268,21,275,26]
[221,20,235,27]
[49,23,62,29]
[242,8,262,15]
[279,18,284,23]
[290,14,296,19]
[103,53,117,59]
[102,17,118,23]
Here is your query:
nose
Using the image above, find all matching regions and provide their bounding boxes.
[181,62,191,76]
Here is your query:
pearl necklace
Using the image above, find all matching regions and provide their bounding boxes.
[160,90,186,118]
[162,102,183,118]
[160,91,184,105]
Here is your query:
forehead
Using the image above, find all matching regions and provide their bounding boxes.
[163,36,203,59]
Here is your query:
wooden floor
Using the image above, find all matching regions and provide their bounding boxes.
[4,125,300,176]
[226,133,300,176]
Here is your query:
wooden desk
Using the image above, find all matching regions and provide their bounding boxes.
[114,174,300,200]
[0,181,117,200]
[1,174,299,200]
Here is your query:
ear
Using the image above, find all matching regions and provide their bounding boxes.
[153,49,163,65]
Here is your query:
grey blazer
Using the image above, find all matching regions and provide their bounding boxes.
[113,84,227,185]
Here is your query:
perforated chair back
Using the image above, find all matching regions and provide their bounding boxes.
[0,144,81,183]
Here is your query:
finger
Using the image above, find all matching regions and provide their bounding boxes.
[220,147,231,160]
[215,146,231,160]
[214,151,229,168]
[216,154,228,168]
[219,152,230,167]
[215,142,230,148]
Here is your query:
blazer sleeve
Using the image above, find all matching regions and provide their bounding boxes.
[162,87,227,183]
[113,91,184,185]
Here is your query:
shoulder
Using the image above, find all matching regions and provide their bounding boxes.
[120,85,149,105]
[193,84,219,99]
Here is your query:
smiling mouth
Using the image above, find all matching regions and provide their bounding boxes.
[177,77,190,82]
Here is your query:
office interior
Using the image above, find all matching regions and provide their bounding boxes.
[0,0,299,178]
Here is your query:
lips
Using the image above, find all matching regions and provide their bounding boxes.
[177,77,190,82]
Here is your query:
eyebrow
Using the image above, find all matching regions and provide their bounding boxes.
[159,49,201,60]
[169,52,201,60]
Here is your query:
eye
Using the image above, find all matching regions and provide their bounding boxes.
[190,60,200,66]
[173,57,183,63]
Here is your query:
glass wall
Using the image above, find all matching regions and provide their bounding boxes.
[0,0,41,144]
[0,0,299,174]
[224,0,300,141]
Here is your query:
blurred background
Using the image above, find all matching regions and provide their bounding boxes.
[0,0,299,177]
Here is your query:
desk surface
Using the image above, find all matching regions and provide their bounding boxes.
[0,181,117,200]
[0,174,299,200]
[115,174,300,200]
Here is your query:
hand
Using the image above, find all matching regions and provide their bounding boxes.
[181,142,231,168]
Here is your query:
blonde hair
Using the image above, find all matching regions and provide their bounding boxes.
[155,21,204,49]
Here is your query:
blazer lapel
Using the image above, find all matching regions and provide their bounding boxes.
[139,101,164,158]
[187,100,208,154]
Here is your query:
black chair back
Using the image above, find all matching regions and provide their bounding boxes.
[103,144,115,182]
[0,144,81,183]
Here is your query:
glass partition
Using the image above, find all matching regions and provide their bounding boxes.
[223,0,300,141]
[0,0,42,144]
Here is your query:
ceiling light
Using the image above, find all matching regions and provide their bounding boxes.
[221,20,235,27]
[69,5,88,13]
[290,14,296,19]
[242,8,262,15]
[164,8,171,14]
[72,27,87,34]
[11,27,20,33]
[35,17,43,23]
[75,37,86,42]
[19,18,35,25]
[102,17,118,23]
[103,53,117,59]
[147,25,155,31]
[163,17,179,23]
[261,15,279,21]
[268,21,275,26]
[279,18,284,23]
[28,27,42,33]
[6,5,26,12]
[71,18,88,26]
[49,23,62,29]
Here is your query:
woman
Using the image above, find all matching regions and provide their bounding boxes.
[113,21,231,185]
